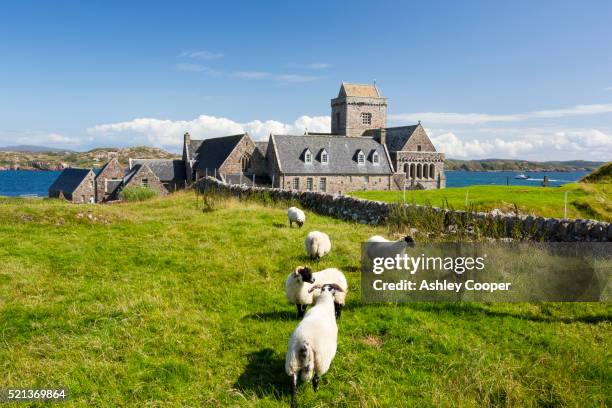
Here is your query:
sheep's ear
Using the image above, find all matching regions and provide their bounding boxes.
[308,285,322,293]
[294,266,304,276]
[330,284,344,293]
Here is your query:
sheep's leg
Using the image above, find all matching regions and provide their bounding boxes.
[290,373,298,408]
[334,302,343,319]
[296,304,306,319]
[312,374,320,392]
[289,219,292,228]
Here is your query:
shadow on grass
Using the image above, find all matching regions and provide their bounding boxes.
[243,310,296,321]
[234,348,289,398]
[404,302,611,324]
[272,223,287,229]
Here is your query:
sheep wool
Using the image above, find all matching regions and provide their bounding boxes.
[365,234,415,261]
[286,284,341,408]
[287,207,306,228]
[304,231,331,260]
[285,267,348,319]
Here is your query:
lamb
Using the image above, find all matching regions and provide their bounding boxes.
[285,283,343,408]
[365,235,415,261]
[285,266,348,319]
[288,207,305,228]
[304,231,331,260]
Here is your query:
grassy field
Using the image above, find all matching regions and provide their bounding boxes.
[350,183,612,222]
[0,192,610,407]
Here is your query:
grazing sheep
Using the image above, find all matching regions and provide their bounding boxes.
[285,266,348,319]
[288,207,306,228]
[286,283,343,408]
[304,231,331,260]
[365,235,415,261]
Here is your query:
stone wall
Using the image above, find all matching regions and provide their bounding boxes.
[279,174,392,195]
[331,96,388,137]
[71,171,96,204]
[95,158,125,202]
[195,177,611,242]
[125,165,168,196]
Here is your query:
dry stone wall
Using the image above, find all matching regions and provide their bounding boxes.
[195,177,611,242]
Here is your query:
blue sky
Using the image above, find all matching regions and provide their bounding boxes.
[0,0,611,160]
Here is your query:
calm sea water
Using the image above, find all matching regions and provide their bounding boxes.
[0,169,590,197]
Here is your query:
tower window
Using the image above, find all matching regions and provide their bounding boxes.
[361,112,372,125]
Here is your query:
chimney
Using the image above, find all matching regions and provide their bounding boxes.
[378,128,386,146]
[183,132,191,146]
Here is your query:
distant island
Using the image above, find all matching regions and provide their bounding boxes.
[0,146,179,170]
[445,158,604,172]
[0,145,605,172]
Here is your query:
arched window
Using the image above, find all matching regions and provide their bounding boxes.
[241,154,250,172]
[410,163,416,179]
[423,164,429,179]
[403,163,409,174]
[417,163,422,179]
[429,163,435,179]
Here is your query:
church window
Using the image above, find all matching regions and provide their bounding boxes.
[241,154,251,172]
[357,150,365,165]
[292,177,300,190]
[361,112,372,125]
[417,145,422,151]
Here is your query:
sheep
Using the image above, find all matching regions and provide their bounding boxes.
[286,283,343,408]
[288,207,305,228]
[304,231,331,260]
[285,266,348,319]
[365,234,415,261]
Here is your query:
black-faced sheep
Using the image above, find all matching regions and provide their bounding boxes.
[285,266,348,319]
[288,207,305,228]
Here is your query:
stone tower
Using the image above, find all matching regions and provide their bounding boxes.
[331,82,388,137]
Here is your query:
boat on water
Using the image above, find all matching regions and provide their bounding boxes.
[515,174,529,179]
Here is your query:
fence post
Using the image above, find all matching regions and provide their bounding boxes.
[465,191,469,208]
[564,191,568,220]
[403,182,406,205]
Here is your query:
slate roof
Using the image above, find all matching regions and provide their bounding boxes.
[383,125,420,152]
[130,159,186,182]
[339,82,381,98]
[123,164,143,185]
[49,168,92,193]
[192,134,246,171]
[270,134,393,175]
[254,141,268,156]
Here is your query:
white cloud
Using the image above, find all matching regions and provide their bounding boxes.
[0,131,80,147]
[87,114,331,149]
[178,50,224,60]
[306,63,331,69]
[428,127,612,160]
[390,103,612,125]
[234,71,270,79]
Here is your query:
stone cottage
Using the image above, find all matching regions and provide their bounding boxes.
[182,82,445,193]
[48,168,96,203]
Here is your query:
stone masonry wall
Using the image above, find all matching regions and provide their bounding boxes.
[195,177,611,242]
[95,158,125,202]
[279,174,392,195]
[72,171,96,204]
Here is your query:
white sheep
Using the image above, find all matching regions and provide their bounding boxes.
[365,234,415,261]
[304,231,331,260]
[285,266,348,319]
[288,207,305,228]
[285,283,343,408]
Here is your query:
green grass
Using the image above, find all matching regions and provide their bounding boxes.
[350,183,612,222]
[0,193,610,407]
[119,186,157,202]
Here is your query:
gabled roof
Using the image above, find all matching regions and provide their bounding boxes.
[254,141,268,156]
[384,125,420,151]
[339,82,381,98]
[192,134,247,171]
[270,134,393,175]
[129,159,186,182]
[123,164,143,185]
[49,168,92,193]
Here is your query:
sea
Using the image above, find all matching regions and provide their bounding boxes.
[0,169,591,197]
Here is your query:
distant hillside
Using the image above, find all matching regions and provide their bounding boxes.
[0,146,179,170]
[446,159,604,172]
[580,162,612,184]
[0,144,75,153]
